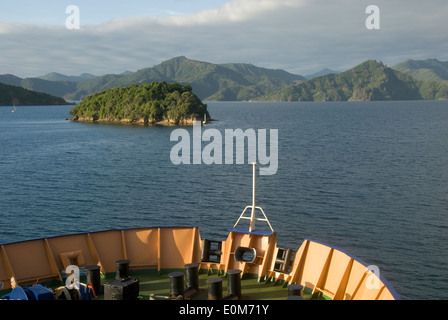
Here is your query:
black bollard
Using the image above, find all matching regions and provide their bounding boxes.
[287,283,304,300]
[85,265,101,296]
[184,263,199,298]
[169,272,184,298]
[224,269,242,300]
[206,277,222,300]
[115,260,131,280]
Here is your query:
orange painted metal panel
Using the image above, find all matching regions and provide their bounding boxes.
[316,248,353,298]
[298,241,332,291]
[123,228,159,267]
[0,247,10,285]
[342,259,370,299]
[2,240,56,284]
[87,230,123,273]
[159,227,199,269]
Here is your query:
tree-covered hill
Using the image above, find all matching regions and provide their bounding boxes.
[392,59,448,85]
[64,56,305,101]
[69,81,209,125]
[0,82,70,106]
[260,60,448,101]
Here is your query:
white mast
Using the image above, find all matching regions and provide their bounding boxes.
[233,163,274,233]
[249,162,256,232]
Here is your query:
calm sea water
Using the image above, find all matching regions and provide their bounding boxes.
[0,101,447,300]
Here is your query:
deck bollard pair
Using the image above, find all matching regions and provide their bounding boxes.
[168,266,242,300]
[85,262,118,299]
[168,263,200,299]
[207,269,242,300]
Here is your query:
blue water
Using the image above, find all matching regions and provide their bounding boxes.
[1,101,447,300]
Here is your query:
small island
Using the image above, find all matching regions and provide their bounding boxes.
[69,81,210,125]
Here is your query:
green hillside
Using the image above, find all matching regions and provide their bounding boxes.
[69,81,208,125]
[261,60,448,101]
[63,56,305,101]
[4,57,448,103]
[392,59,448,85]
[0,82,70,106]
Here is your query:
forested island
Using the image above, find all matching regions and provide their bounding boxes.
[69,81,209,125]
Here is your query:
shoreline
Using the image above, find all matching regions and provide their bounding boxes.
[71,117,212,126]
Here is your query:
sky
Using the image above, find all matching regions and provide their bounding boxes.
[0,0,447,78]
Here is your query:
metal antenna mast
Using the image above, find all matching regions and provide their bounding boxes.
[233,163,274,233]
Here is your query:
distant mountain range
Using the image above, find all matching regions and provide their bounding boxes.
[37,72,97,83]
[1,56,448,105]
[305,68,340,79]
[0,56,305,102]
[261,60,448,101]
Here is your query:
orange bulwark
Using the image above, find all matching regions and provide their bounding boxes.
[0,226,399,300]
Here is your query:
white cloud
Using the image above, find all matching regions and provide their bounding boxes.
[163,0,303,25]
[93,0,302,29]
[0,0,447,77]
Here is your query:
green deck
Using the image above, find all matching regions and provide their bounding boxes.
[95,269,327,300]
[1,269,329,300]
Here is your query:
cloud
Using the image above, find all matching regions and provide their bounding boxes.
[0,0,447,77]
[163,0,303,25]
